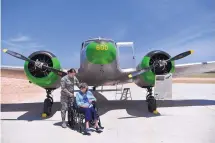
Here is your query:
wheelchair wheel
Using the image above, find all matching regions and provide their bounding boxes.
[90,120,95,126]
[77,114,84,133]
[68,110,74,128]
[79,126,83,133]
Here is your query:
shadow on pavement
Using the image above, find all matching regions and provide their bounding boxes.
[1,91,215,121]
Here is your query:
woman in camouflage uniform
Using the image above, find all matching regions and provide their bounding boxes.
[60,68,80,128]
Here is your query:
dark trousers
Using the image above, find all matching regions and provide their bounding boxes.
[79,107,98,121]
[60,96,74,121]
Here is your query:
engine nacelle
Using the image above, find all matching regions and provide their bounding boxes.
[24,51,62,89]
[134,50,175,87]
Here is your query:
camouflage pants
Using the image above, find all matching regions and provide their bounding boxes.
[60,93,74,121]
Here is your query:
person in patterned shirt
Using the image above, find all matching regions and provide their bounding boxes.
[60,68,80,128]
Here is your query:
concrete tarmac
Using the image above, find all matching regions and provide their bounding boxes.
[1,83,215,143]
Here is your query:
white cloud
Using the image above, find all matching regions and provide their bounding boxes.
[1,40,23,48]
[1,35,48,66]
[9,35,31,42]
[1,35,46,66]
[27,43,45,48]
[2,34,45,51]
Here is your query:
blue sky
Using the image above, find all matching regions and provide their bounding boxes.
[1,0,215,69]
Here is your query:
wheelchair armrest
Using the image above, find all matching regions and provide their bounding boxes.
[91,101,99,109]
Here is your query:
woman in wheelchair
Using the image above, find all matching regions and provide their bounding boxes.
[76,83,102,133]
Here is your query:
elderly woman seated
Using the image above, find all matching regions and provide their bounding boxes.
[75,83,102,134]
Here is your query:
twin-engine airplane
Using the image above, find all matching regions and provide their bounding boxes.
[2,37,215,117]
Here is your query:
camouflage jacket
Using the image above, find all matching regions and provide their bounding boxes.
[60,75,80,98]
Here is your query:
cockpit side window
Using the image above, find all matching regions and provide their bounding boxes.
[81,42,90,50]
[82,42,90,49]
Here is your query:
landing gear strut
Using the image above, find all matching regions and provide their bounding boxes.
[42,89,54,118]
[146,87,157,113]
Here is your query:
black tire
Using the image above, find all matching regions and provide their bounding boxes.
[47,106,52,115]
[147,96,157,113]
[43,98,53,116]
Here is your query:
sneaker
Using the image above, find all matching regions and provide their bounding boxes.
[62,121,67,128]
[84,128,91,135]
[99,126,104,129]
[95,127,103,133]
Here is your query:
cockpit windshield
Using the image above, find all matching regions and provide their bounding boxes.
[81,38,115,49]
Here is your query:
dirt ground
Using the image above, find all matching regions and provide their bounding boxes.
[0,77,44,103]
[1,69,215,103]
[0,69,45,103]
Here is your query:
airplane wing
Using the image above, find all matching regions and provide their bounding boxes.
[121,61,215,80]
[1,65,70,79]
[173,61,215,77]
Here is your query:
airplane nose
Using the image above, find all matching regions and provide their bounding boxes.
[86,42,117,64]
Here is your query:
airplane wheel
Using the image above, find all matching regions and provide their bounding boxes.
[43,97,53,117]
[147,96,157,113]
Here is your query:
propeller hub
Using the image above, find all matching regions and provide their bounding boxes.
[158,60,167,67]
[35,59,44,69]
[28,53,53,78]
[149,53,172,75]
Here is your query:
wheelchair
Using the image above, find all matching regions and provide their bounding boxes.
[67,97,103,133]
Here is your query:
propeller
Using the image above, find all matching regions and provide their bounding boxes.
[2,48,67,77]
[128,50,194,78]
[165,50,194,62]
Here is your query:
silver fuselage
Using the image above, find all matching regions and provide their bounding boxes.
[76,44,135,86]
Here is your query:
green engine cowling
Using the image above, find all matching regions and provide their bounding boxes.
[24,51,62,89]
[134,50,175,88]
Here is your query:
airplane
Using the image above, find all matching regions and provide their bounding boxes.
[2,37,215,118]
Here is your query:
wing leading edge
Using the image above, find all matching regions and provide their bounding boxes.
[173,61,215,77]
[0,66,70,79]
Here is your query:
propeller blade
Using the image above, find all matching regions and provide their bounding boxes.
[166,50,194,62]
[2,48,67,77]
[128,66,152,78]
[2,48,31,62]
[42,64,67,77]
